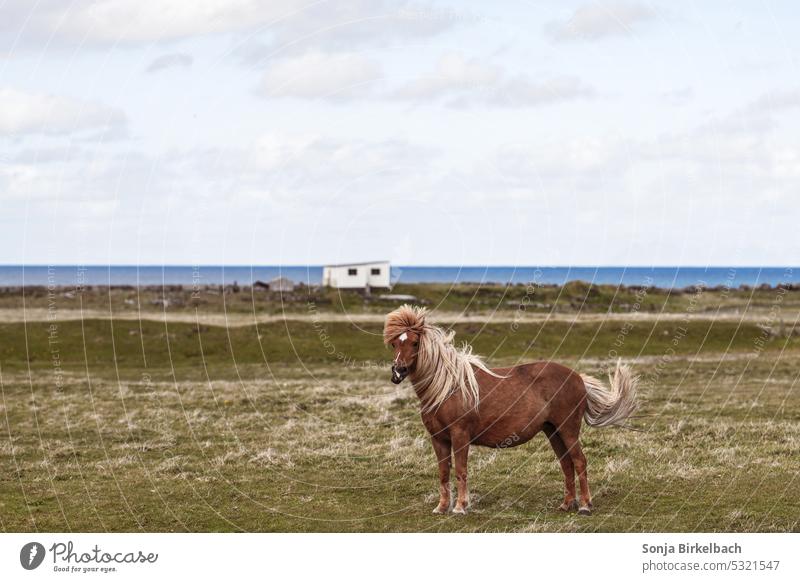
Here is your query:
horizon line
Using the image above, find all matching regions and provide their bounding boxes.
[0,264,796,269]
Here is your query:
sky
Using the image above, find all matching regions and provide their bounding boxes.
[0,0,798,266]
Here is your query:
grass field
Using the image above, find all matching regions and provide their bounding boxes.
[4,278,800,317]
[1,284,799,532]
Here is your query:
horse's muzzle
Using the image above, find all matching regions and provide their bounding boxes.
[391,365,409,384]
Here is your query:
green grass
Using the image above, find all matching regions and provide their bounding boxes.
[2,309,799,532]
[1,316,798,372]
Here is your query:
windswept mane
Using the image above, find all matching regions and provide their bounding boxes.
[384,305,500,412]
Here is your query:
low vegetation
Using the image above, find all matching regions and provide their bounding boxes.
[2,279,800,316]
[1,284,798,532]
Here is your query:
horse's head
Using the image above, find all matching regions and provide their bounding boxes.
[384,304,428,385]
[388,329,420,384]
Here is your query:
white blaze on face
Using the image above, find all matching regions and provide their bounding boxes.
[394,332,408,365]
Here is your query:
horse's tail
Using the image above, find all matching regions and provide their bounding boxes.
[581,361,639,429]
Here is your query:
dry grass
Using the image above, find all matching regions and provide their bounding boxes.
[1,283,799,532]
[1,351,799,532]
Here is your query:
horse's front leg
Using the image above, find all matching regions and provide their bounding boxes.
[431,436,451,514]
[452,430,470,514]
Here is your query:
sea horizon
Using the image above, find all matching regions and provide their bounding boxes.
[0,264,795,289]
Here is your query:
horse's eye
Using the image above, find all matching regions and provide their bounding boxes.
[413,342,419,347]
[391,342,396,348]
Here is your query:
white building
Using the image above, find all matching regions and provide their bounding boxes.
[267,276,295,292]
[322,261,391,289]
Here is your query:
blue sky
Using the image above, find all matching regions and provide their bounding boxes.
[1,0,798,266]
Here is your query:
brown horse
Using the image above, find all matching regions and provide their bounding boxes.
[384,305,638,516]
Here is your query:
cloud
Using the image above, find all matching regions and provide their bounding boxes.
[258,52,381,100]
[233,2,466,64]
[446,116,800,265]
[256,52,594,107]
[687,88,800,136]
[744,88,800,115]
[0,88,126,137]
[0,131,442,265]
[252,133,436,176]
[392,54,501,100]
[661,86,693,106]
[18,0,299,45]
[391,54,594,108]
[545,1,655,42]
[1,0,460,51]
[145,52,193,73]
[467,75,595,108]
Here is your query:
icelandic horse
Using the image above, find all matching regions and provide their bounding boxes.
[384,305,638,515]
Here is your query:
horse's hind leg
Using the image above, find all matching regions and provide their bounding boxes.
[560,429,593,515]
[543,423,577,511]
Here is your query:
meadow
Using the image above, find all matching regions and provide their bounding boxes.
[1,283,799,532]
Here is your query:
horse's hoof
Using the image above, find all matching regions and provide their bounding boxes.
[559,500,579,512]
[452,506,467,515]
[578,506,592,516]
[432,506,449,514]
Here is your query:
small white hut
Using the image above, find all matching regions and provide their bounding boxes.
[322,261,390,289]
[267,276,295,292]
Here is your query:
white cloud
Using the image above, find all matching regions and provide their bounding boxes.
[1,0,459,50]
[392,54,501,100]
[466,75,595,108]
[685,88,800,136]
[392,54,594,108]
[258,52,381,100]
[0,88,126,136]
[42,0,297,44]
[248,133,438,198]
[545,1,655,42]
[146,52,193,73]
[0,132,442,264]
[256,52,593,107]
[744,89,800,115]
[235,2,465,61]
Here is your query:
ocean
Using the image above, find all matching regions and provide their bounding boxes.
[0,265,794,289]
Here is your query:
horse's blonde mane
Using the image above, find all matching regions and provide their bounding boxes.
[384,305,499,412]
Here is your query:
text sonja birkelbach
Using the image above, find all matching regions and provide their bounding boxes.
[643,542,742,556]
[48,541,158,574]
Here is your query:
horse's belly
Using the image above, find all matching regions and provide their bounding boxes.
[471,390,549,447]
[472,422,541,448]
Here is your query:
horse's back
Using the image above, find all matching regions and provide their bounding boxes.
[486,361,585,399]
